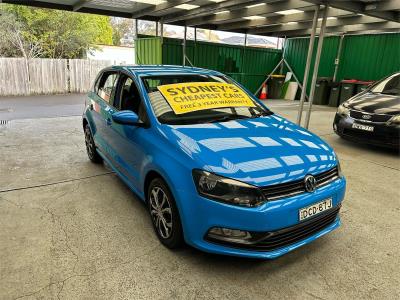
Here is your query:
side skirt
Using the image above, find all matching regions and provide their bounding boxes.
[96,148,146,202]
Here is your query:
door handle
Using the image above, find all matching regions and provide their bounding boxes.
[89,104,94,110]
[106,118,112,126]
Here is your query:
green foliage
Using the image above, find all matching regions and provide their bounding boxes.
[1,4,113,58]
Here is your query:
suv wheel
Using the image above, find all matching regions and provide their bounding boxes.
[147,178,183,249]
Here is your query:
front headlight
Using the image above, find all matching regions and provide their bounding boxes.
[337,104,350,116]
[387,114,400,125]
[192,170,265,207]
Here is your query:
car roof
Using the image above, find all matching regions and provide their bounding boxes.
[110,65,222,77]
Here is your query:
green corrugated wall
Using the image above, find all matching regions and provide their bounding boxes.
[136,33,400,95]
[135,36,282,93]
[336,33,400,81]
[285,33,400,87]
[135,37,162,65]
[284,36,340,86]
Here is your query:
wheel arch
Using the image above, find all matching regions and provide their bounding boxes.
[143,170,164,203]
[82,117,88,130]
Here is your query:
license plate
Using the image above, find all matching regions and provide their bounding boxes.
[352,123,374,132]
[299,198,333,221]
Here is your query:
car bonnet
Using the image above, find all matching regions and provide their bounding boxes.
[162,114,338,187]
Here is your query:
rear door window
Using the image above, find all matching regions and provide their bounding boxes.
[97,72,119,103]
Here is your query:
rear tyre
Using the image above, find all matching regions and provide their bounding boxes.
[147,178,184,249]
[84,124,102,164]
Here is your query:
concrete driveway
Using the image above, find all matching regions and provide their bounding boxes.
[0,94,85,120]
[0,96,399,299]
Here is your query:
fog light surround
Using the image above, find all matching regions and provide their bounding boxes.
[207,227,252,244]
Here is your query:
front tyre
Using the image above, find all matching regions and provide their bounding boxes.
[84,124,103,164]
[147,178,184,249]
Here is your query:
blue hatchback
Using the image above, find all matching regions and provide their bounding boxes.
[83,65,346,259]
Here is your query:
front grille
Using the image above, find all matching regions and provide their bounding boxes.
[251,206,340,251]
[350,110,392,123]
[342,128,399,146]
[206,206,340,252]
[261,167,339,200]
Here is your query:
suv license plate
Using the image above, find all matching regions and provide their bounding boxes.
[352,123,374,132]
[299,198,333,221]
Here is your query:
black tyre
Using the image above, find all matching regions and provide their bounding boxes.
[147,178,184,249]
[84,124,103,164]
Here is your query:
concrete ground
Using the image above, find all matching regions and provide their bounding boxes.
[0,95,399,299]
[0,94,85,120]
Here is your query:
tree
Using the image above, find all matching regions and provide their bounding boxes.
[111,18,135,46]
[0,4,113,58]
[0,12,43,58]
[138,20,157,36]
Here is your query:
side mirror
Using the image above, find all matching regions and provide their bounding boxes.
[112,110,140,126]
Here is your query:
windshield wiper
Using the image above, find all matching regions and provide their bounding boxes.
[207,111,272,123]
[250,111,273,118]
[207,114,250,123]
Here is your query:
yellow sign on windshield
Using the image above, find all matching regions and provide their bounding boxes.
[157,82,255,115]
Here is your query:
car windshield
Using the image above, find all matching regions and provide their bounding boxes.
[370,73,400,96]
[141,74,272,125]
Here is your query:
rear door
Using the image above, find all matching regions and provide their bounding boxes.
[90,71,119,162]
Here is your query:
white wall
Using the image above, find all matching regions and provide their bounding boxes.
[87,45,135,65]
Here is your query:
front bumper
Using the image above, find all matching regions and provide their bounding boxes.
[333,113,400,149]
[176,177,346,259]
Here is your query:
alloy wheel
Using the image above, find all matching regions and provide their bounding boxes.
[149,186,173,239]
[84,127,95,160]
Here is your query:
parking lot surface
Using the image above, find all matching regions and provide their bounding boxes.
[1,96,399,299]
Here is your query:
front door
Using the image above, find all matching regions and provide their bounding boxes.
[106,74,149,190]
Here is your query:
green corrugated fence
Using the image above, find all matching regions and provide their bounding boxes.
[136,36,282,93]
[136,33,400,96]
[336,33,400,81]
[136,37,162,65]
[284,32,400,90]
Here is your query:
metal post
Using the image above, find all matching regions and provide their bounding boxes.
[160,19,164,44]
[280,37,286,74]
[194,27,197,66]
[134,18,139,64]
[155,21,158,36]
[297,5,320,125]
[304,5,329,129]
[333,34,344,82]
[183,26,187,66]
[241,33,248,83]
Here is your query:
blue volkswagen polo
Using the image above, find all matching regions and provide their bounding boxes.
[83,65,346,259]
